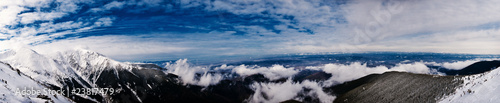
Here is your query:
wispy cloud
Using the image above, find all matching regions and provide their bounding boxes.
[1,0,500,61]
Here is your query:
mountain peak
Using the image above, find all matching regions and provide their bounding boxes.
[61,48,124,69]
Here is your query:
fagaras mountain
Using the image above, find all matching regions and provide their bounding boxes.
[0,48,499,103]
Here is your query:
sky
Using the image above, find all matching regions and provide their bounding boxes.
[0,0,500,61]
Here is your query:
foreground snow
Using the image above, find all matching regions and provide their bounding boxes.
[440,67,500,103]
[0,62,72,103]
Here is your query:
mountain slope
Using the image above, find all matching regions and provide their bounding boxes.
[440,67,500,102]
[330,60,500,103]
[0,48,74,87]
[1,47,499,103]
[0,62,72,103]
[0,48,139,102]
[332,72,461,103]
[56,49,137,86]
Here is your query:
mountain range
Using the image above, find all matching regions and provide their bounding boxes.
[0,48,499,103]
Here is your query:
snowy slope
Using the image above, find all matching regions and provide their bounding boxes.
[440,67,500,103]
[0,48,144,102]
[0,62,72,103]
[0,47,139,86]
[54,48,137,86]
[0,48,74,87]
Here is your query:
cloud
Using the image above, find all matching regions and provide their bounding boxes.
[425,58,500,70]
[162,0,500,56]
[94,17,115,27]
[232,64,299,80]
[341,0,500,40]
[248,79,304,103]
[103,1,126,10]
[89,1,126,13]
[126,58,485,102]
[0,6,25,27]
[158,59,299,86]
[440,61,478,70]
[31,35,192,61]
[274,0,500,55]
[358,28,500,54]
[164,59,223,86]
[0,0,118,46]
[202,0,343,33]
[248,79,336,103]
[318,62,389,85]
[311,62,437,85]
[2,0,500,61]
[391,62,431,74]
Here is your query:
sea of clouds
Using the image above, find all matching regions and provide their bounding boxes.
[161,58,495,103]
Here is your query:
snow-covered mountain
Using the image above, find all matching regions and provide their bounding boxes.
[0,48,246,103]
[0,61,72,103]
[56,49,136,86]
[0,48,75,87]
[0,48,152,102]
[440,66,500,102]
[1,47,499,103]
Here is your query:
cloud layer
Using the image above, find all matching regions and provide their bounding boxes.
[1,0,500,61]
[157,58,497,103]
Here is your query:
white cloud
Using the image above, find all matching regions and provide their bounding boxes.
[440,60,478,70]
[164,59,223,86]
[248,79,336,103]
[103,1,126,10]
[426,59,500,70]
[163,0,500,55]
[391,62,431,74]
[341,0,500,40]
[310,62,437,85]
[31,35,192,61]
[90,1,126,13]
[0,6,25,27]
[2,0,500,61]
[271,0,500,55]
[319,62,389,85]
[19,12,66,24]
[94,17,115,27]
[232,64,299,80]
[359,28,500,54]
[0,0,117,46]
[202,0,341,33]
[249,79,304,103]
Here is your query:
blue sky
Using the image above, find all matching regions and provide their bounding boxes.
[1,0,500,61]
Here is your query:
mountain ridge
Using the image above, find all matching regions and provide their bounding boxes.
[0,48,499,103]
